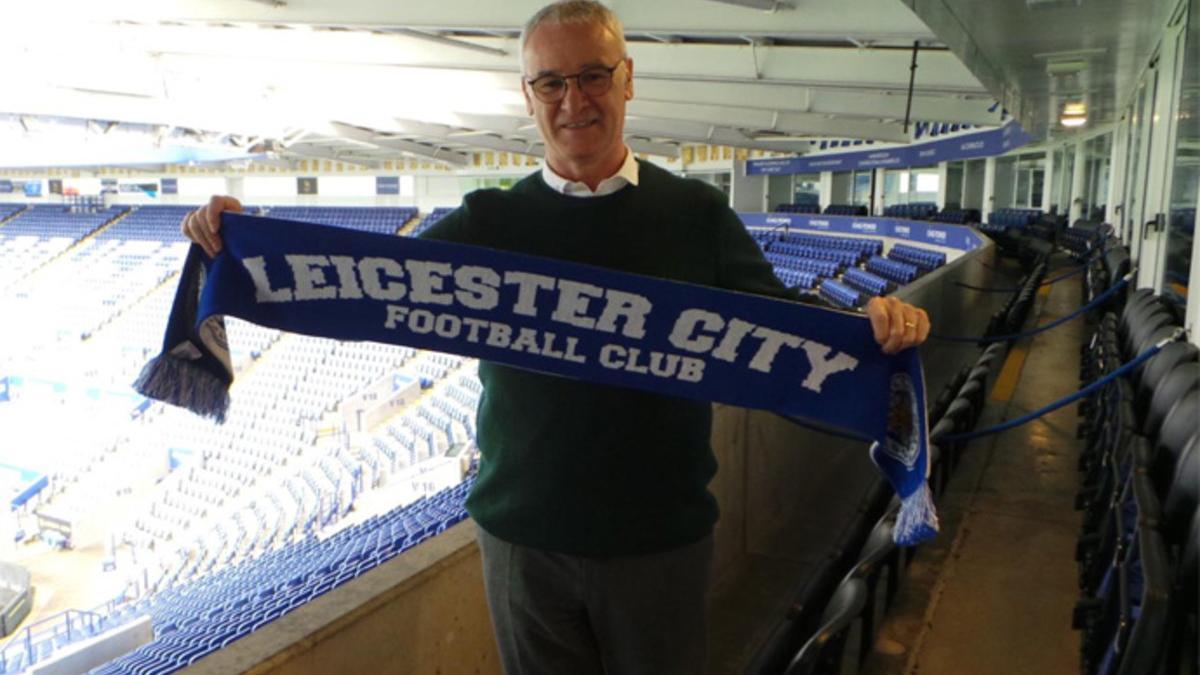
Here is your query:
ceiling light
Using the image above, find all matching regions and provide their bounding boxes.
[704,0,792,9]
[1060,115,1087,127]
[1046,59,1087,75]
[1062,101,1087,116]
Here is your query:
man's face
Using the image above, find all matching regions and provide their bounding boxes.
[521,20,632,176]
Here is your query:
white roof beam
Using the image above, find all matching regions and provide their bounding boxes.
[285,143,382,169]
[60,24,978,93]
[625,139,680,158]
[384,118,539,155]
[634,80,998,125]
[62,0,936,43]
[628,100,909,142]
[327,121,470,167]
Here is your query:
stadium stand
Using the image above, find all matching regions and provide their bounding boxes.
[0,203,488,673]
[261,206,418,235]
[882,202,938,220]
[775,203,821,215]
[406,207,456,237]
[1071,263,1198,675]
[823,204,869,217]
[0,480,473,674]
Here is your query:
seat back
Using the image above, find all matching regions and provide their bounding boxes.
[1162,434,1199,536]
[1115,527,1173,675]
[1134,342,1198,418]
[1124,310,1175,358]
[783,578,868,675]
[1155,388,1200,464]
[1143,365,1200,439]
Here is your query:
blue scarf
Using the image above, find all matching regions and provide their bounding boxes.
[136,213,938,545]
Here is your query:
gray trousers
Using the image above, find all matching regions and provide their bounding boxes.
[475,524,714,675]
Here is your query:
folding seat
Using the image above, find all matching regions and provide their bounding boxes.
[1121,305,1177,358]
[1131,341,1196,414]
[779,577,868,675]
[1101,524,1174,675]
[1141,365,1200,440]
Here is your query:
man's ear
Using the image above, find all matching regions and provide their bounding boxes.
[521,78,534,115]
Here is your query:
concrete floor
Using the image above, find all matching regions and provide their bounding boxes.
[863,266,1086,675]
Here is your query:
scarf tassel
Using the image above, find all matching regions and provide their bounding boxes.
[893,481,939,546]
[134,352,231,423]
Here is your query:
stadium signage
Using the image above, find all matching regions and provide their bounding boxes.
[739,212,982,251]
[138,214,939,544]
[746,121,1034,175]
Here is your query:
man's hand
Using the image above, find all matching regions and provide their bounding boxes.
[181,195,242,258]
[866,296,931,354]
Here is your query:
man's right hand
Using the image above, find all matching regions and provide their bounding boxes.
[182,195,243,258]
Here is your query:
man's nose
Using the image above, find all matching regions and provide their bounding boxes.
[560,78,589,110]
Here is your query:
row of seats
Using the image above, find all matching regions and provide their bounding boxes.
[772,202,981,224]
[778,232,883,256]
[988,208,1043,228]
[0,204,27,222]
[1072,282,1197,674]
[765,253,840,279]
[930,207,982,225]
[86,481,475,675]
[818,279,862,309]
[406,207,456,237]
[262,206,418,236]
[887,243,946,272]
[865,256,919,285]
[824,204,869,217]
[773,203,821,215]
[768,242,862,267]
[841,268,891,297]
[882,202,938,220]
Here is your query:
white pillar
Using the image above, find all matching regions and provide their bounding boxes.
[819,171,833,211]
[936,161,949,210]
[1108,122,1128,227]
[730,161,767,212]
[1070,140,1087,223]
[982,157,996,222]
[225,176,245,202]
[1042,149,1055,212]
[873,169,887,216]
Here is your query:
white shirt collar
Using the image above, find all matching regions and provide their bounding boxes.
[541,147,639,198]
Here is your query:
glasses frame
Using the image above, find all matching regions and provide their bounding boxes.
[523,59,627,103]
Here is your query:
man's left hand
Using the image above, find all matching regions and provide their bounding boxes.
[866,296,931,354]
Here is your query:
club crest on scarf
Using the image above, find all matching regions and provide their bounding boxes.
[883,372,921,469]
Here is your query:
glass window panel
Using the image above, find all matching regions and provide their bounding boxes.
[1164,3,1199,314]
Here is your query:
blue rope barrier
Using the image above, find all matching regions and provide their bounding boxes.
[941,328,1184,443]
[930,275,1129,344]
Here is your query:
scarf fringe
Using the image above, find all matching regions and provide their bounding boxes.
[134,353,230,423]
[894,482,939,546]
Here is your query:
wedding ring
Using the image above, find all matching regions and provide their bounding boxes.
[904,321,917,328]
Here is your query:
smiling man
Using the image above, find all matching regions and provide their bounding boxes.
[520,11,632,192]
[179,2,929,672]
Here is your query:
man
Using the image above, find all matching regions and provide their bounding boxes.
[182,2,930,672]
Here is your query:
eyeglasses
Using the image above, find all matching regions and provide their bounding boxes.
[524,59,626,103]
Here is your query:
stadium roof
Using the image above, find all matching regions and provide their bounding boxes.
[1,0,1001,169]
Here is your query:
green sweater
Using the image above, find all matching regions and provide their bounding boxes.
[421,160,793,556]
